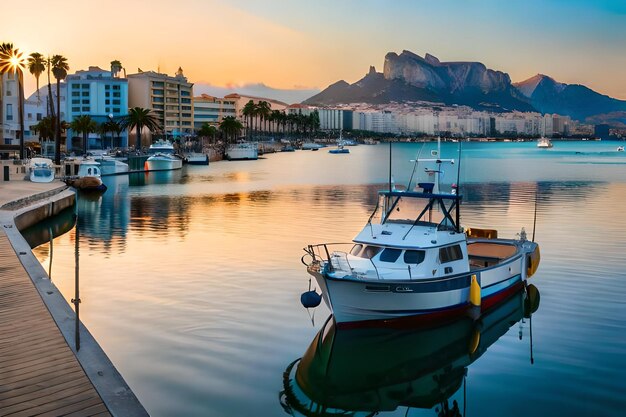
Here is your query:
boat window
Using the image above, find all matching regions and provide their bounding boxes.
[379,248,402,263]
[88,168,92,175]
[440,245,463,263]
[404,250,426,264]
[350,244,363,256]
[361,246,381,259]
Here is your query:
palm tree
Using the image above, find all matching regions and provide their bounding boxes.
[69,115,97,154]
[32,116,56,143]
[45,56,55,122]
[242,100,256,139]
[0,44,27,159]
[219,116,243,144]
[198,123,218,143]
[257,101,271,137]
[110,60,123,78]
[120,107,161,150]
[51,55,69,164]
[100,118,121,149]
[27,52,46,102]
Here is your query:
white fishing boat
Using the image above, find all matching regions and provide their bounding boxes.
[29,158,55,183]
[302,150,541,326]
[95,155,129,176]
[226,141,258,160]
[537,137,553,148]
[145,140,183,171]
[617,146,624,152]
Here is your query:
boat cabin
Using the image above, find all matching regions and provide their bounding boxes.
[78,161,102,178]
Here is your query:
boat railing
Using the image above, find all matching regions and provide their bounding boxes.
[304,243,429,280]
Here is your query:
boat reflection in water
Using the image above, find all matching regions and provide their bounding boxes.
[129,169,183,186]
[281,285,540,417]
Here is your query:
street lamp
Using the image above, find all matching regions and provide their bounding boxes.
[108,113,114,149]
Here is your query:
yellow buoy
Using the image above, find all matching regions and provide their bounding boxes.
[469,274,481,307]
[527,245,541,278]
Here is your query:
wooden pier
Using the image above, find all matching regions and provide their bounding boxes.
[0,230,111,416]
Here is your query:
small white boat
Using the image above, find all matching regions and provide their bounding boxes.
[329,145,350,154]
[537,137,553,148]
[303,153,540,326]
[29,158,55,183]
[145,140,183,171]
[226,141,258,160]
[184,152,209,165]
[617,146,624,152]
[95,155,129,176]
[65,159,107,191]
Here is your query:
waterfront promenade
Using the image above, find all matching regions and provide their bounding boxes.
[0,179,147,416]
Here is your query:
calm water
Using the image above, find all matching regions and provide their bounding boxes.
[26,141,626,417]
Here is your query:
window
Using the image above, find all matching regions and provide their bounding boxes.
[82,91,89,96]
[72,99,80,104]
[113,108,120,113]
[72,84,80,90]
[82,106,89,111]
[82,83,89,89]
[350,244,363,256]
[27,113,32,120]
[37,113,42,121]
[404,250,426,264]
[181,98,191,103]
[112,85,120,90]
[72,107,80,112]
[105,85,110,90]
[112,99,120,105]
[105,107,110,113]
[379,248,402,263]
[361,246,381,259]
[105,92,110,97]
[6,104,13,121]
[152,89,164,95]
[182,105,191,111]
[105,99,110,105]
[72,91,80,97]
[82,99,89,104]
[113,92,120,97]
[439,245,463,263]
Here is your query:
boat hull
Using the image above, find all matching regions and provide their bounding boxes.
[310,254,527,327]
[185,154,209,165]
[145,157,183,171]
[226,146,258,161]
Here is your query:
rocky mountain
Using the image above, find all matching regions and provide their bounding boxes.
[304,50,626,126]
[304,50,534,112]
[513,74,626,124]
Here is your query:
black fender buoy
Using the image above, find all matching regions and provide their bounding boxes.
[300,291,322,309]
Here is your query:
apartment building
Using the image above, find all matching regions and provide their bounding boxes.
[193,94,236,130]
[127,68,194,142]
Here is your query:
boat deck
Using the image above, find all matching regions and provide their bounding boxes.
[0,231,111,416]
[467,240,518,269]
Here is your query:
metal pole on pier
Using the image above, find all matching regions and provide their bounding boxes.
[72,200,81,351]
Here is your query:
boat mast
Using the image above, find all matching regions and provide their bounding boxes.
[388,140,392,192]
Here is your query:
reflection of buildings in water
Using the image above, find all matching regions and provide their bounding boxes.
[76,175,131,255]
[281,286,540,417]
[130,195,192,238]
[128,170,183,187]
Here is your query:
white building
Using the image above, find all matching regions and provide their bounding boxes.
[65,66,129,150]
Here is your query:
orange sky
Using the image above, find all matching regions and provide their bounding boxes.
[5,0,626,100]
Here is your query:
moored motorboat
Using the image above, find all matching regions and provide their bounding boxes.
[95,155,129,176]
[65,159,107,192]
[617,146,624,152]
[328,145,350,154]
[184,152,210,165]
[145,140,183,171]
[301,142,324,151]
[537,137,553,148]
[302,153,540,326]
[226,141,258,160]
[29,157,55,183]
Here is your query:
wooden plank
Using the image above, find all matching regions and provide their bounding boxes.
[0,231,111,417]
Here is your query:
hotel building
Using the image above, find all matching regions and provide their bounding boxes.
[127,68,194,142]
[193,94,236,130]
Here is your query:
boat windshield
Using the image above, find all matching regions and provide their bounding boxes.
[373,191,461,232]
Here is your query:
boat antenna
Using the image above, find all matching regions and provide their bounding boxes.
[456,141,462,193]
[407,142,425,191]
[531,184,539,242]
[388,140,392,192]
